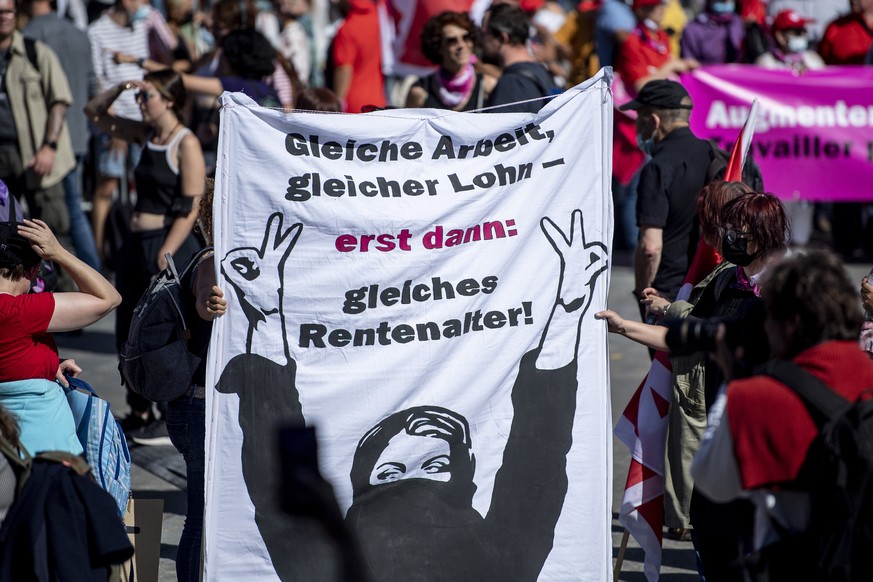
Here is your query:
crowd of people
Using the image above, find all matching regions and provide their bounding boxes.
[0,0,869,579]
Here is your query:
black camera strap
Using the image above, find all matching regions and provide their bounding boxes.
[762,360,851,429]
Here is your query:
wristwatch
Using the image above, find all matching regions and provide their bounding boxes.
[43,140,58,151]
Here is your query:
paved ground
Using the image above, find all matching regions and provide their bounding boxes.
[55,256,868,581]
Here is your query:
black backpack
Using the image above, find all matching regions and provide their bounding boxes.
[753,360,873,581]
[119,247,212,402]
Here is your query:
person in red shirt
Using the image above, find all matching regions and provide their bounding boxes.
[819,0,873,65]
[614,0,698,94]
[0,217,120,454]
[693,250,873,578]
[332,0,386,113]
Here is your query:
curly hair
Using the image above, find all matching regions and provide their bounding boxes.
[420,11,476,65]
[697,180,751,244]
[720,191,789,255]
[220,29,276,80]
[198,177,214,244]
[763,250,863,356]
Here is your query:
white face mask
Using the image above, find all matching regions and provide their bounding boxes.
[710,1,735,14]
[643,18,659,32]
[130,5,149,23]
[786,36,809,53]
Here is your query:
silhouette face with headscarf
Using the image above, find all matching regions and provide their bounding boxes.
[345,406,492,580]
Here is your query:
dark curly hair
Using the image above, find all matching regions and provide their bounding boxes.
[198,177,214,244]
[420,11,476,65]
[221,29,277,80]
[763,250,863,357]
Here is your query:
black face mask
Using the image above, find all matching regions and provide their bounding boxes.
[721,229,758,267]
[346,479,490,581]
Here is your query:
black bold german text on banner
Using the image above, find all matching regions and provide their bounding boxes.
[204,69,615,581]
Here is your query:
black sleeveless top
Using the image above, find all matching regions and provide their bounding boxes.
[413,71,485,111]
[133,127,192,216]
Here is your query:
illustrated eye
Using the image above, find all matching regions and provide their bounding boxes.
[421,454,451,474]
[375,462,406,482]
[588,252,600,267]
[231,257,260,281]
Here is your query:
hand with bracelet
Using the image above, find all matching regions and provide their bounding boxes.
[640,287,671,319]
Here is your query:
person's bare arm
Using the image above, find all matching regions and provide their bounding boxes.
[181,73,225,98]
[333,65,353,104]
[594,309,669,351]
[634,226,663,297]
[194,258,227,321]
[405,85,427,108]
[632,57,699,93]
[18,220,121,332]
[157,132,205,270]
[84,81,150,143]
[28,101,68,176]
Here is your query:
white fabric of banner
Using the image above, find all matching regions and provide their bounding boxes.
[204,69,615,582]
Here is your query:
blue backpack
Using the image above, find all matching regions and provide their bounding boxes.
[63,376,131,516]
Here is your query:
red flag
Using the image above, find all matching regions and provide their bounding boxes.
[614,100,760,580]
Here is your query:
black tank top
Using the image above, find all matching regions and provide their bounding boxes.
[415,72,485,112]
[133,127,191,216]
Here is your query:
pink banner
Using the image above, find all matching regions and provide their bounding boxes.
[682,66,873,202]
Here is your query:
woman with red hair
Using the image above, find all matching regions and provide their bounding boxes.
[597,190,790,578]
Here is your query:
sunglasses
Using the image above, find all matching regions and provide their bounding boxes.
[721,227,751,245]
[443,33,473,47]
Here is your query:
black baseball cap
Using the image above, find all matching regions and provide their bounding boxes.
[619,80,693,111]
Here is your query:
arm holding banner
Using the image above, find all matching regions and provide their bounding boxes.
[595,309,669,351]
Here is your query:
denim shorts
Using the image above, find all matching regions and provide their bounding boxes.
[95,131,142,179]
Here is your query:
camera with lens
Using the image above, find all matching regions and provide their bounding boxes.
[664,317,725,355]
[663,301,769,377]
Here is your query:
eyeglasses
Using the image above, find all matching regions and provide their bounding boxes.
[720,227,751,244]
[443,33,473,47]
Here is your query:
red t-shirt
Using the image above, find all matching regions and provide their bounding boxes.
[614,27,672,90]
[0,293,58,382]
[819,14,873,65]
[332,1,386,113]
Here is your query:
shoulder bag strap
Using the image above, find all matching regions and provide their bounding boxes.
[763,359,851,428]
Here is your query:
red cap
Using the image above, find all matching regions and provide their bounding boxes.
[772,9,813,32]
[633,0,664,9]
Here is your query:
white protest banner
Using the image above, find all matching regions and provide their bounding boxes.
[205,69,614,581]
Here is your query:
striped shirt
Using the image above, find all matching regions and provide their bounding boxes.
[88,12,147,121]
